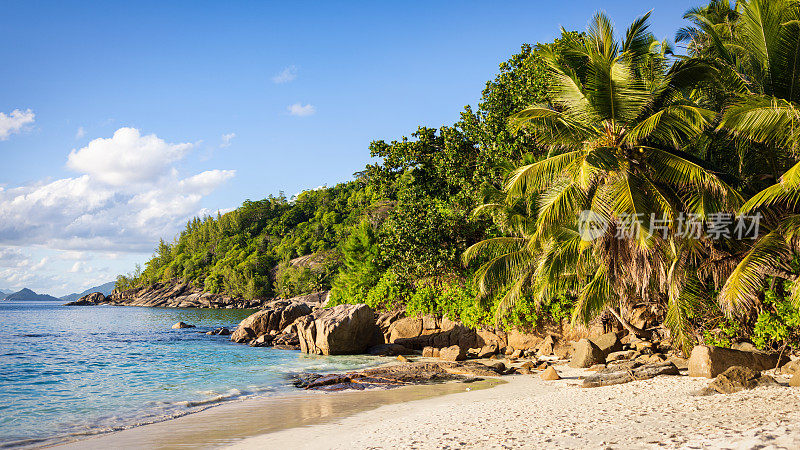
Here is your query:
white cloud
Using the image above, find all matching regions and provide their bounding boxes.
[0,127,235,253]
[288,103,316,117]
[220,133,236,148]
[0,109,35,140]
[69,261,91,273]
[75,126,86,139]
[66,127,193,186]
[272,65,298,84]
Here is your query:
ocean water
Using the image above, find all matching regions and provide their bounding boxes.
[0,301,381,448]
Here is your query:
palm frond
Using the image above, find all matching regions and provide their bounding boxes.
[718,230,791,316]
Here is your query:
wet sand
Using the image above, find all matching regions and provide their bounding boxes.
[55,378,502,449]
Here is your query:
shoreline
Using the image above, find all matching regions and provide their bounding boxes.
[231,364,800,449]
[53,378,502,449]
[51,363,800,449]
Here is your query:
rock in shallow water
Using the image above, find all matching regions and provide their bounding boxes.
[172,322,194,329]
[230,301,312,343]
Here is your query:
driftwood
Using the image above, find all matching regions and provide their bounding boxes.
[582,361,680,388]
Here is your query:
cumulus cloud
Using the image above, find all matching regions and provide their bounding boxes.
[0,109,35,140]
[66,127,193,186]
[0,127,235,253]
[220,132,236,148]
[272,65,298,84]
[288,103,316,117]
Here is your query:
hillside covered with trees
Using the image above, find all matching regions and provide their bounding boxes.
[120,0,800,355]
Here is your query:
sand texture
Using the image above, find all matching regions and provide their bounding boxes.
[230,364,800,449]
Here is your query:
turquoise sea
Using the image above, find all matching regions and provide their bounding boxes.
[0,301,380,448]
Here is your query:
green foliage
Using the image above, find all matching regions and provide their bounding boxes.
[702,317,744,348]
[364,271,409,311]
[753,283,800,350]
[329,221,384,305]
[403,279,573,330]
[118,183,378,297]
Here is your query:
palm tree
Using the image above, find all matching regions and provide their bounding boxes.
[708,0,800,316]
[466,12,740,352]
[708,0,800,182]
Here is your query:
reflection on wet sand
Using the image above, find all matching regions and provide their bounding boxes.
[56,379,502,449]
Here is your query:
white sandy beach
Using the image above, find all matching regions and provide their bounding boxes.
[229,364,800,450]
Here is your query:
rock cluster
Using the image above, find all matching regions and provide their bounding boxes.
[64,282,269,309]
[230,300,312,343]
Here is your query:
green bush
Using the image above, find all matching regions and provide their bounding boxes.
[753,284,800,350]
[364,271,409,310]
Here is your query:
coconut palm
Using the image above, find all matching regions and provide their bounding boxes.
[465,12,741,350]
[708,0,800,316]
[713,0,800,172]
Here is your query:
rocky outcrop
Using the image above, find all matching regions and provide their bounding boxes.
[63,292,106,306]
[688,345,790,378]
[230,300,313,343]
[64,282,261,308]
[295,303,377,355]
[65,281,329,310]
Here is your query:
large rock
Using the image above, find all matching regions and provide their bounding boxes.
[704,366,779,394]
[779,359,800,376]
[688,345,790,378]
[477,329,507,348]
[388,317,423,342]
[537,335,557,356]
[231,301,313,343]
[569,339,606,368]
[172,321,194,329]
[507,330,542,350]
[295,303,377,355]
[439,345,466,361]
[590,332,623,356]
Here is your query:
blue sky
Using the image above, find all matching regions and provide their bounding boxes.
[0,0,702,295]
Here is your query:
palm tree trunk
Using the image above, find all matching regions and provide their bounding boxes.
[606,307,651,340]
